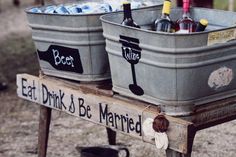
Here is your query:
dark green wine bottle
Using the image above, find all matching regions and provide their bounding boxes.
[196,19,208,32]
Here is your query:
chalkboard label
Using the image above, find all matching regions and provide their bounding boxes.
[119,35,144,96]
[37,45,83,73]
[119,35,142,65]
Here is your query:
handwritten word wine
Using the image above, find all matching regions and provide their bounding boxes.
[121,2,140,28]
[154,0,174,32]
[176,0,196,33]
[196,19,208,32]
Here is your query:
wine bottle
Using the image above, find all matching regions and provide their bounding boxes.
[176,0,196,33]
[196,19,208,32]
[154,0,174,32]
[121,2,140,28]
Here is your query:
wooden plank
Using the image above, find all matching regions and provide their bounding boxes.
[188,97,236,130]
[17,74,193,154]
[46,75,114,97]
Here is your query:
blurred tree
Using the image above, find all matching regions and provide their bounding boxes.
[13,0,45,6]
[13,0,20,6]
[35,0,45,5]
[228,0,235,11]
[176,0,213,8]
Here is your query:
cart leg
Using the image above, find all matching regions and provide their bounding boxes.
[166,149,191,157]
[38,106,52,157]
[106,128,116,145]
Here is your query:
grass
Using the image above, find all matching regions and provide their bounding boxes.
[214,0,236,11]
[0,34,39,88]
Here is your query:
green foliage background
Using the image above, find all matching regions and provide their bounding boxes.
[214,0,236,11]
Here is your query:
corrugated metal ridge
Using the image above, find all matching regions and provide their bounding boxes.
[106,46,236,69]
[113,85,195,106]
[42,69,110,81]
[103,33,236,54]
[33,36,105,46]
[29,23,102,32]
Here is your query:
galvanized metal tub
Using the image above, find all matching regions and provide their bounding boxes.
[25,1,163,82]
[101,8,236,116]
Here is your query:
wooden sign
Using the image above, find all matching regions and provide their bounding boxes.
[17,74,193,154]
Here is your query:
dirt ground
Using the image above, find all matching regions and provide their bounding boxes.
[0,1,236,157]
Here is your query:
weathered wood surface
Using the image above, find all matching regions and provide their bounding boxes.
[17,74,193,154]
[186,96,236,130]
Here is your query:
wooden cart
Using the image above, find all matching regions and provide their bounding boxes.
[17,73,236,157]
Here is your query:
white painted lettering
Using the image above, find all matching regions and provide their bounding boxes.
[52,49,75,67]
[21,78,37,101]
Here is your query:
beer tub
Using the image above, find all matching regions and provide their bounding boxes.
[25,0,163,82]
[101,8,236,116]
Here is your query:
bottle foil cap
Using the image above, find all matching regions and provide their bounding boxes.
[200,19,208,26]
[162,0,171,15]
[122,1,130,5]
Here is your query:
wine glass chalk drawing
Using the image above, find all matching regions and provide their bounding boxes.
[119,35,144,96]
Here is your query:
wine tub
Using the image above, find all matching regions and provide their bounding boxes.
[101,8,236,116]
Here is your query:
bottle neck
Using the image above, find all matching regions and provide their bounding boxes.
[182,1,191,18]
[182,11,190,18]
[183,0,190,14]
[123,4,132,19]
[161,13,170,19]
